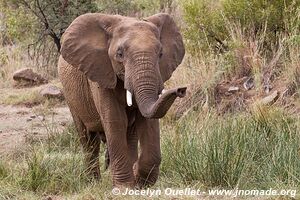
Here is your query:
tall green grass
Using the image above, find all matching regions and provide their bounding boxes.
[161,107,300,191]
[0,125,109,199]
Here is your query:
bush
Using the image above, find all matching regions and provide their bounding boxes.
[183,0,300,54]
[182,0,226,54]
[96,0,161,16]
[0,1,37,45]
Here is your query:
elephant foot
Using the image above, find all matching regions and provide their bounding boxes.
[113,180,135,189]
[86,158,101,180]
[135,176,156,189]
[87,166,101,180]
[133,162,159,188]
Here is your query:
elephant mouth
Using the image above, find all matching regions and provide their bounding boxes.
[126,88,166,107]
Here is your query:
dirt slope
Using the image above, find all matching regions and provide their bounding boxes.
[0,104,72,155]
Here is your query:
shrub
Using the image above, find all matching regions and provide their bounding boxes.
[182,0,226,54]
[183,0,300,54]
[0,1,37,45]
[96,0,161,16]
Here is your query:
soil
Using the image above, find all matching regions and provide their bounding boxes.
[0,104,72,155]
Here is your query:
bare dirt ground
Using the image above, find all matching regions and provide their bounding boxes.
[0,104,72,155]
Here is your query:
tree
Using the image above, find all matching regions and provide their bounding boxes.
[15,0,98,52]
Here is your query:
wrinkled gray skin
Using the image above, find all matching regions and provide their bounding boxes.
[58,13,186,188]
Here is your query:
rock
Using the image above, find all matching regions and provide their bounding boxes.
[17,111,29,115]
[40,85,64,100]
[260,90,279,106]
[26,118,32,122]
[264,84,273,93]
[59,122,67,126]
[228,86,239,92]
[37,115,45,121]
[13,68,48,86]
[243,77,254,90]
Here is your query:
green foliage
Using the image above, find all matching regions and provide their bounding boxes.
[223,0,300,50]
[0,0,162,49]
[96,0,161,16]
[183,0,226,54]
[0,0,98,51]
[0,1,37,44]
[183,0,300,54]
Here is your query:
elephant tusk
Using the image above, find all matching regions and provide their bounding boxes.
[126,90,132,106]
[159,89,166,98]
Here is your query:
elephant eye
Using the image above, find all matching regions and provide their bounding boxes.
[116,48,124,60]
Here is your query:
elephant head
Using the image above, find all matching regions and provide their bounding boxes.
[61,13,186,118]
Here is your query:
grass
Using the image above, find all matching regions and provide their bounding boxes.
[0,80,64,107]
[0,106,299,199]
[161,107,300,190]
[0,88,43,105]
[0,125,109,199]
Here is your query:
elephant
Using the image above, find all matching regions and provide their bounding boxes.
[58,12,186,189]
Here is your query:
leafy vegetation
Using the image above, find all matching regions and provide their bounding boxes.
[183,0,300,54]
[0,0,98,50]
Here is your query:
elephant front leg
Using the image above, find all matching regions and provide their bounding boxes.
[92,84,135,188]
[104,122,135,188]
[134,112,161,188]
[127,108,139,169]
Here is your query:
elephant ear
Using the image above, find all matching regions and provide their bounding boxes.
[61,13,121,89]
[145,13,185,82]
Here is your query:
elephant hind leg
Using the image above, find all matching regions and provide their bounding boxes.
[99,131,110,170]
[104,145,110,170]
[71,111,101,179]
[81,130,101,179]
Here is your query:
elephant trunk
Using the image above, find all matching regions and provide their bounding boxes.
[135,87,187,118]
[126,61,186,119]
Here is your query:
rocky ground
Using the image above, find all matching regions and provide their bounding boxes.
[0,104,72,155]
[0,68,71,155]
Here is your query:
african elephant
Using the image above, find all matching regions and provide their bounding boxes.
[58,13,186,188]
